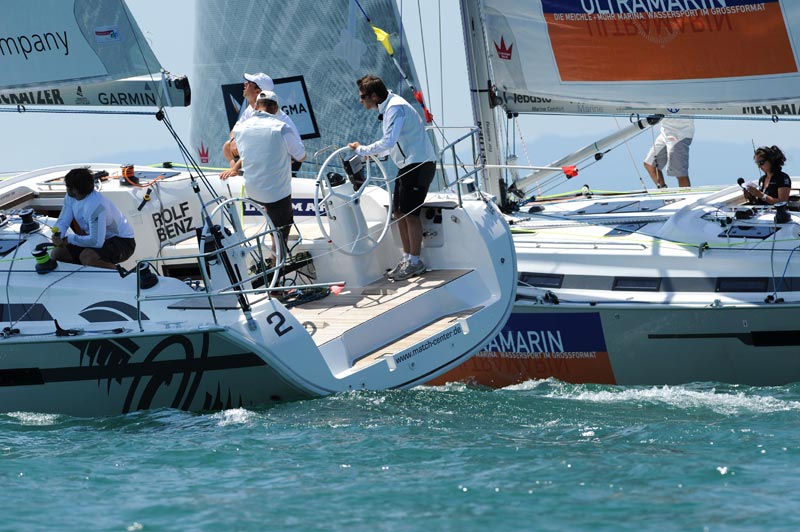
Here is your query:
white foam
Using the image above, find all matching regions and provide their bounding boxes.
[6,412,60,425]
[551,385,800,415]
[213,407,255,426]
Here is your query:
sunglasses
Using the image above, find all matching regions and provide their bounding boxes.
[755,159,767,166]
[359,93,369,100]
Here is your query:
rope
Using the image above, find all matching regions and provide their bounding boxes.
[438,0,444,127]
[416,0,432,110]
[614,115,650,191]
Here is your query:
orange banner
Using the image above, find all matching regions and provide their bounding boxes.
[543,2,797,81]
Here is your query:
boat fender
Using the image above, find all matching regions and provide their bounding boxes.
[698,242,709,258]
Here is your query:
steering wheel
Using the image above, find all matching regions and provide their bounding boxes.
[313,146,393,255]
[202,197,282,291]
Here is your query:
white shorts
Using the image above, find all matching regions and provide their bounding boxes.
[644,137,692,176]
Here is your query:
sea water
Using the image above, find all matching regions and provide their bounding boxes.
[1,380,798,531]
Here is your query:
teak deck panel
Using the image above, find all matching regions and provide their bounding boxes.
[290,269,472,346]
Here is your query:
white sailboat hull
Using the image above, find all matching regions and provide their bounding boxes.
[433,186,800,386]
[0,163,516,415]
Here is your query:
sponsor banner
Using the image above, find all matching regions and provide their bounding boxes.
[150,201,194,244]
[429,312,615,387]
[242,198,325,218]
[93,26,120,44]
[222,75,320,140]
[500,90,800,117]
[541,0,797,82]
[0,1,108,88]
[0,77,189,107]
[0,0,163,91]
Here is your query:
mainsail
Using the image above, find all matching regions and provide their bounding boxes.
[481,0,800,116]
[190,0,427,169]
[0,0,189,107]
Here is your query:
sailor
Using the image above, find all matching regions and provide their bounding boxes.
[225,90,306,251]
[50,168,136,269]
[347,74,436,281]
[221,72,273,172]
[221,73,303,178]
[745,145,791,206]
[643,118,694,188]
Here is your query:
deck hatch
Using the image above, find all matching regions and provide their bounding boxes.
[613,277,661,291]
[520,273,563,288]
[716,278,769,292]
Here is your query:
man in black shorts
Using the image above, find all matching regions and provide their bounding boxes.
[348,75,436,281]
[225,90,306,255]
[51,168,136,269]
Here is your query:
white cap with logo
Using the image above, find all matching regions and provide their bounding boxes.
[257,90,279,104]
[243,72,274,91]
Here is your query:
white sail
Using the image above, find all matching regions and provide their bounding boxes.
[482,0,800,116]
[0,0,189,108]
[190,0,428,168]
[0,0,162,90]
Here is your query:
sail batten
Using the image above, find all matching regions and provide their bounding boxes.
[483,0,800,116]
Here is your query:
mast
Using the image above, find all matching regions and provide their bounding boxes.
[459,0,507,208]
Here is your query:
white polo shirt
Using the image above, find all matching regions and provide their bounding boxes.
[234,111,306,203]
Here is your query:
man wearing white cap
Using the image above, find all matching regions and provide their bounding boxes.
[225,90,306,251]
[221,72,274,172]
[221,72,304,178]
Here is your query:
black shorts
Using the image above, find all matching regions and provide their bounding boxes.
[66,236,136,264]
[393,161,435,216]
[256,195,294,245]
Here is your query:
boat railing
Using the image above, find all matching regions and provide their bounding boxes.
[431,126,481,205]
[131,223,343,329]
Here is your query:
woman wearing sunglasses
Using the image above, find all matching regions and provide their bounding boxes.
[745,145,791,205]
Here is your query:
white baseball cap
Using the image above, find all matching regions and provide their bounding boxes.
[257,90,279,104]
[243,72,274,91]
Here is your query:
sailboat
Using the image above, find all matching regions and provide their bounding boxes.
[430,0,800,386]
[187,0,800,387]
[0,0,516,415]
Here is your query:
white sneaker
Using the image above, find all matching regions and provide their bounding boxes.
[390,260,426,281]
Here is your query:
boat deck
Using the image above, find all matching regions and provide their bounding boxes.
[290,269,472,346]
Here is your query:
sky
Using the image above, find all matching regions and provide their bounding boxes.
[3,0,800,194]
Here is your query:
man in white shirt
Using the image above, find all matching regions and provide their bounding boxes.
[643,117,695,188]
[348,75,436,281]
[51,168,136,269]
[224,90,306,249]
[221,72,304,178]
[221,72,273,172]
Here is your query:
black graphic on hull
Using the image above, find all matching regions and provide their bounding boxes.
[79,301,150,322]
